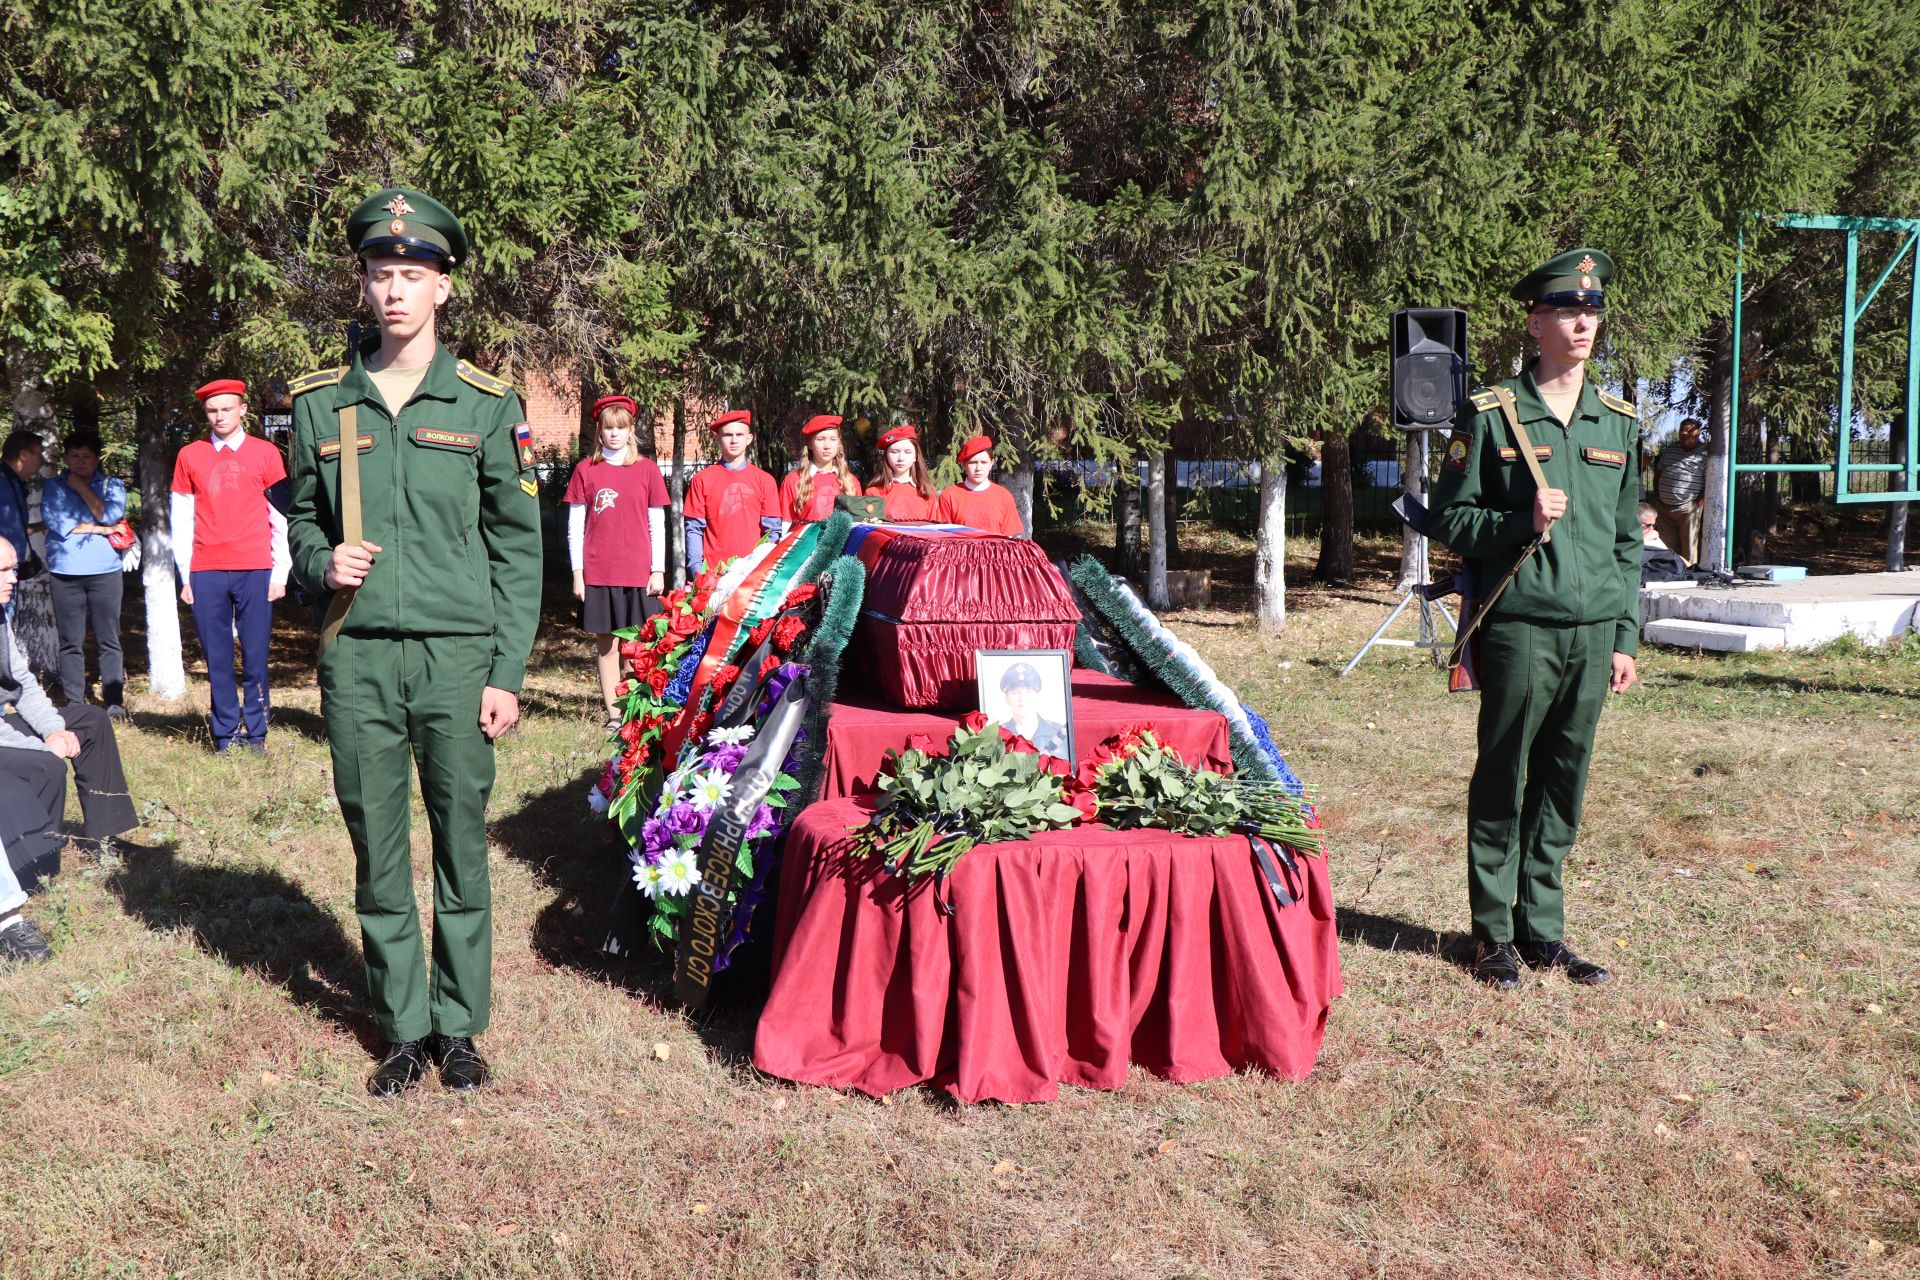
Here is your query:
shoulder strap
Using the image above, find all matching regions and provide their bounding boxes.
[318,405,361,653]
[1491,387,1553,544]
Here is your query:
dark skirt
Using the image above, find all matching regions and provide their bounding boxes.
[581,583,662,635]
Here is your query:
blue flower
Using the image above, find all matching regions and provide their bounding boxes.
[664,634,709,705]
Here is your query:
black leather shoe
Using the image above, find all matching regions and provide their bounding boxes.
[1517,939,1611,985]
[431,1034,492,1091]
[367,1039,431,1097]
[0,918,53,966]
[1472,941,1524,990]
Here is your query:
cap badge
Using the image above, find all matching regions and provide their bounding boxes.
[383,195,417,217]
[390,219,406,235]
[1576,254,1596,272]
[1580,274,1592,289]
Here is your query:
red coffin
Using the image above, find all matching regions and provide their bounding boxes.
[851,529,1080,709]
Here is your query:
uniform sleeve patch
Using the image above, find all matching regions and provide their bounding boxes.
[1582,446,1628,466]
[413,427,480,451]
[317,435,375,458]
[519,477,539,498]
[513,422,535,469]
[1445,437,1471,470]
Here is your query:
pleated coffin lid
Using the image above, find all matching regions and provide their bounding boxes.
[850,528,1082,709]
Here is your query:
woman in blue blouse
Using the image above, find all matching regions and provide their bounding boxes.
[40,430,127,717]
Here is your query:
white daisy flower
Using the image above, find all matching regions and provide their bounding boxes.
[706,725,755,746]
[632,859,667,899]
[691,768,733,809]
[659,852,703,895]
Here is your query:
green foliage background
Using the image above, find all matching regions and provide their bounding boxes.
[3,0,1916,468]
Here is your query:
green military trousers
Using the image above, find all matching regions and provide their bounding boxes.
[1465,616,1615,946]
[318,632,496,1043]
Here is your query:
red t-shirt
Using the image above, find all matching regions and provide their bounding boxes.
[564,456,669,587]
[933,482,1023,536]
[170,434,288,571]
[779,467,852,524]
[866,478,935,521]
[684,461,780,567]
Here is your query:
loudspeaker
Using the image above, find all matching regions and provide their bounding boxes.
[1391,307,1468,430]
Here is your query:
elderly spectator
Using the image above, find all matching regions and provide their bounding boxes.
[1652,417,1708,564]
[1639,501,1689,583]
[0,537,138,867]
[39,429,128,717]
[0,774,60,965]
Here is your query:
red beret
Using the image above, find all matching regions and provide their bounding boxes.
[591,394,639,420]
[957,433,994,463]
[709,409,752,431]
[801,414,844,437]
[876,423,919,451]
[195,379,246,403]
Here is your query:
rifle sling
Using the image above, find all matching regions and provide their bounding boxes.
[318,404,360,654]
[1444,386,1561,669]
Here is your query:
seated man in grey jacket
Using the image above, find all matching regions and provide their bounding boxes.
[0,774,60,964]
[0,538,137,894]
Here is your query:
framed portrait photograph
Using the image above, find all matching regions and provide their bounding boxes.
[974,648,1075,765]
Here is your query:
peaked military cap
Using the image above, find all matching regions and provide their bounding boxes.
[1511,248,1613,308]
[347,188,469,269]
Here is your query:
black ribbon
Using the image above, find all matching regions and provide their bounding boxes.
[1247,833,1297,909]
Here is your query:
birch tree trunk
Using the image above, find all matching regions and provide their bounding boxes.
[1007,450,1036,540]
[1700,320,1734,572]
[1145,451,1170,609]
[668,395,688,589]
[1113,461,1142,579]
[1887,426,1909,571]
[135,398,186,700]
[1254,457,1287,631]
[9,348,60,680]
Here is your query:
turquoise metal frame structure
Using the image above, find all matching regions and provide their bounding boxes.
[1723,214,1920,566]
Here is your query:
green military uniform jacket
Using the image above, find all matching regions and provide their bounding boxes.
[1429,363,1643,657]
[285,342,543,693]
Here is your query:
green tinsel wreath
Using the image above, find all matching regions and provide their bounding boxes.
[1066,554,1277,781]
[789,554,867,805]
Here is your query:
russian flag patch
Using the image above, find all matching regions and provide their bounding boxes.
[513,422,534,468]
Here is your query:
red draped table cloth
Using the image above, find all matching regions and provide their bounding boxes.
[819,669,1233,801]
[753,797,1342,1103]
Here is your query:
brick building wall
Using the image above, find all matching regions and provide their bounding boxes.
[518,369,704,467]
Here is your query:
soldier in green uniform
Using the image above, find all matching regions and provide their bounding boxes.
[286,189,542,1093]
[1429,248,1641,991]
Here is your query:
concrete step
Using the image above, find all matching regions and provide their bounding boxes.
[1643,618,1786,652]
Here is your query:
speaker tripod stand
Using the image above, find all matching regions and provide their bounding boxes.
[1340,431,1459,676]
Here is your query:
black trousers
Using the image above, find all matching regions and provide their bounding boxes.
[0,705,138,847]
[49,569,125,705]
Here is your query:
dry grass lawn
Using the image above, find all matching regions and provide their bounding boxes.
[1,545,1915,1278]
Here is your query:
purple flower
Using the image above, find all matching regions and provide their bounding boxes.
[640,818,670,856]
[710,744,748,774]
[667,801,705,835]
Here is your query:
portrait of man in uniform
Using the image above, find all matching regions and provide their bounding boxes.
[975,650,1073,762]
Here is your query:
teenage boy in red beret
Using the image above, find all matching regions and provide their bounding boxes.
[683,409,781,573]
[865,423,935,520]
[171,379,291,752]
[933,434,1024,536]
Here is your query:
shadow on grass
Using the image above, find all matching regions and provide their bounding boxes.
[1337,908,1476,967]
[130,703,329,746]
[490,767,769,1069]
[1657,669,1920,702]
[107,845,382,1055]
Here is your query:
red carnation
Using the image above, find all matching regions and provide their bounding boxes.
[714,664,741,690]
[747,617,776,649]
[780,583,818,609]
[771,615,806,651]
[758,654,782,679]
[691,712,714,740]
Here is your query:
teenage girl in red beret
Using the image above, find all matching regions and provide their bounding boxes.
[778,414,860,529]
[864,423,934,520]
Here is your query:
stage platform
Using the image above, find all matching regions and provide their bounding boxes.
[1640,571,1920,652]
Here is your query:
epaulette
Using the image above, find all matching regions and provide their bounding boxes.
[1469,388,1501,412]
[1598,389,1638,417]
[288,367,347,397]
[456,360,512,397]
